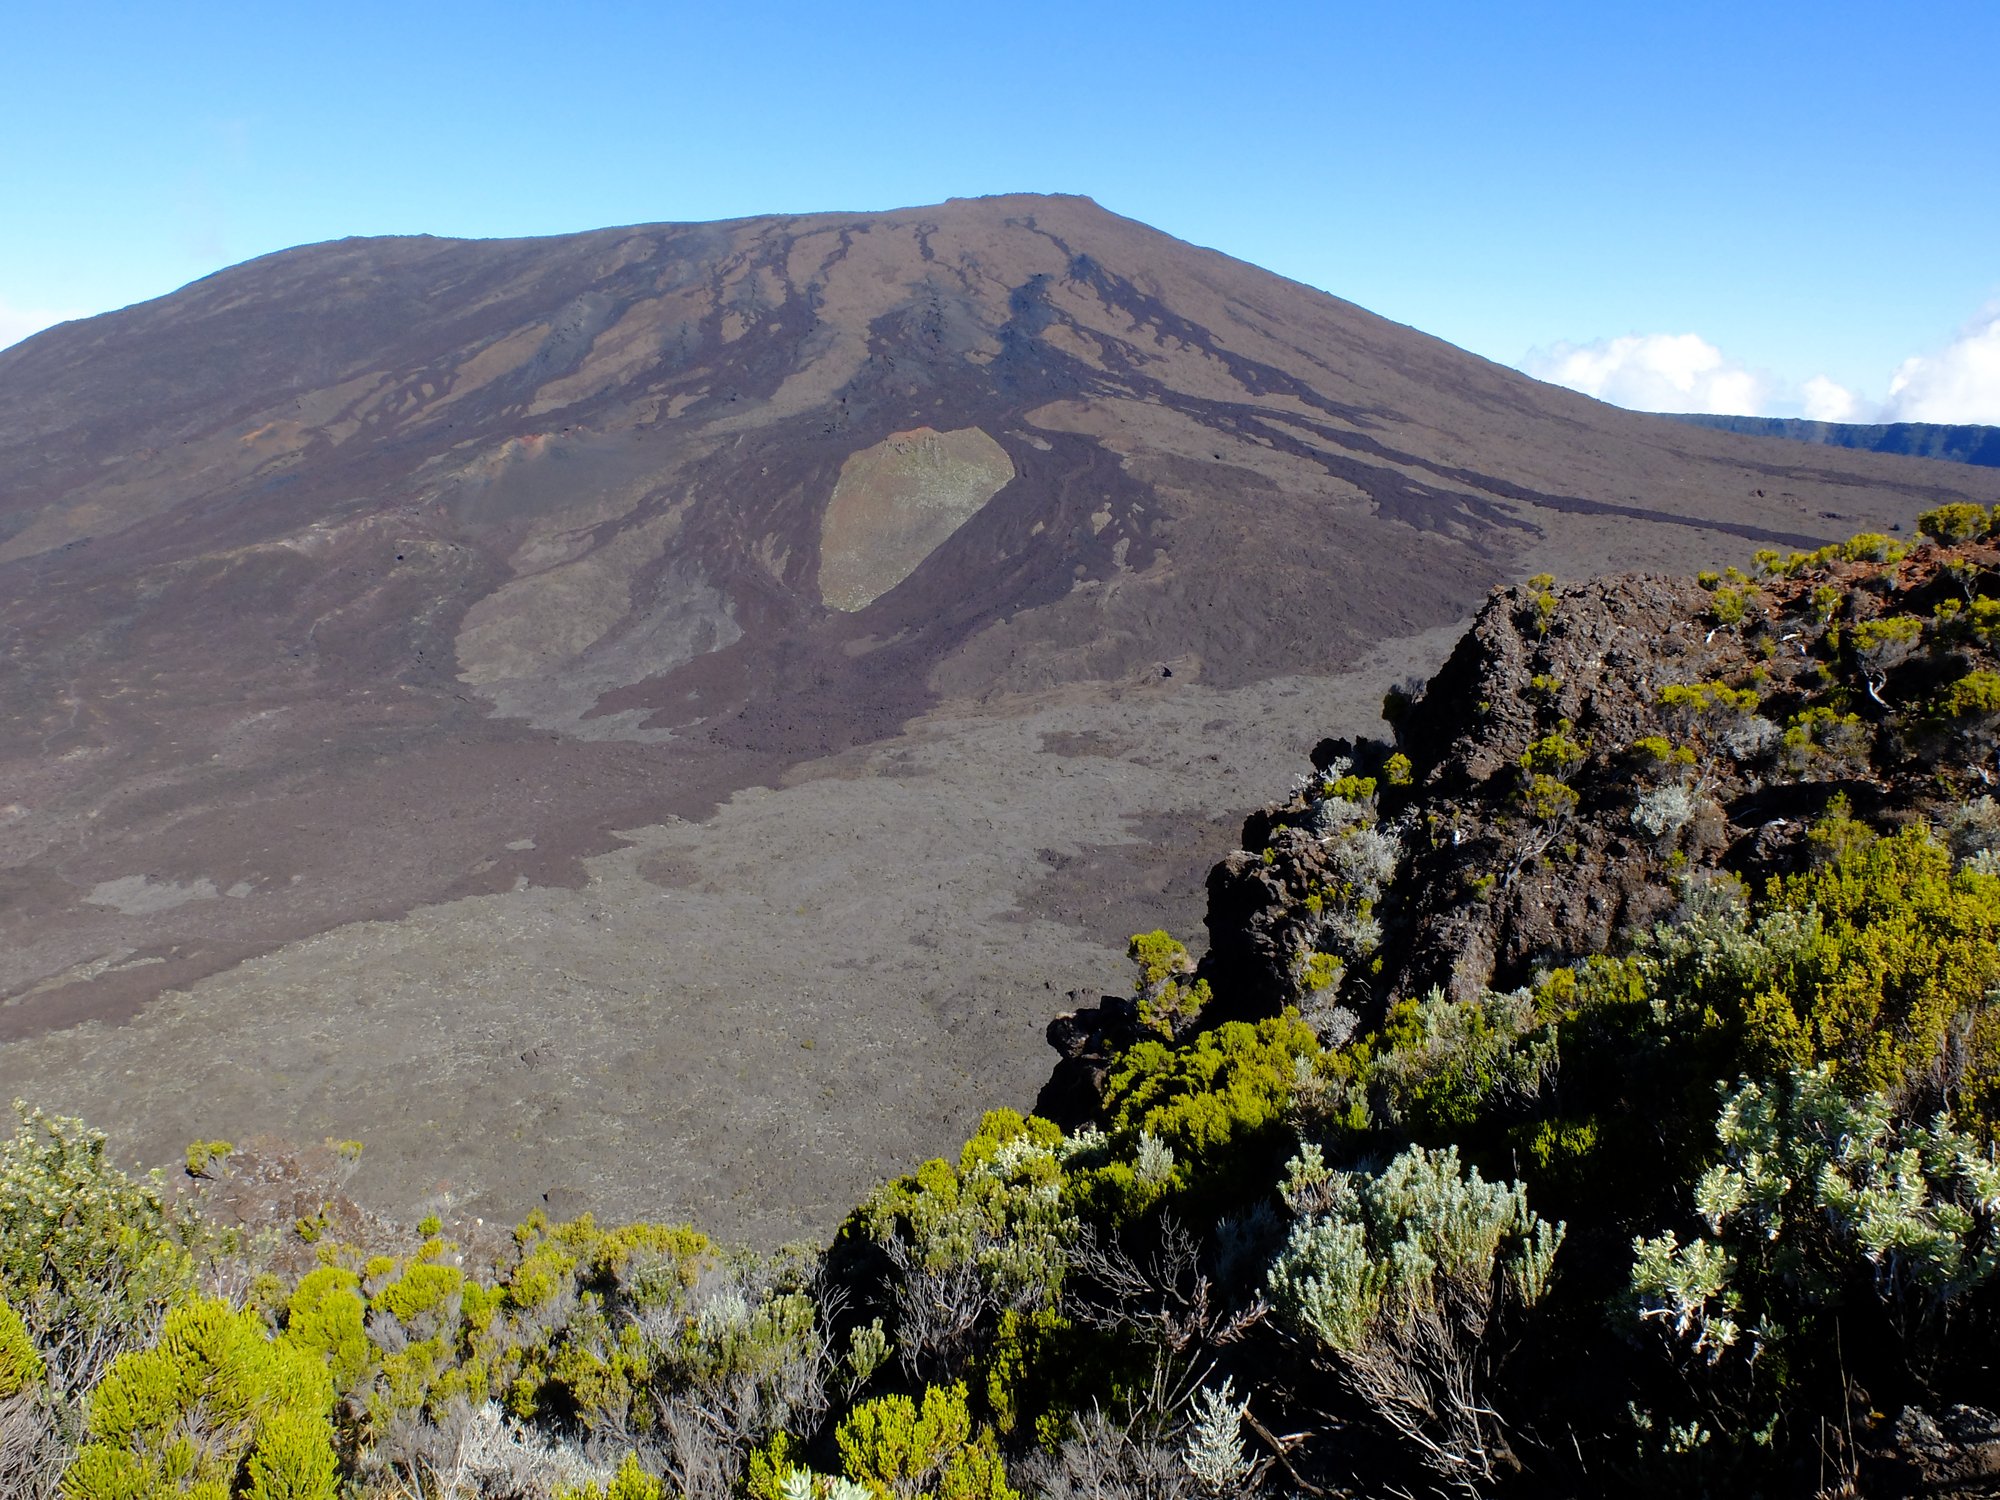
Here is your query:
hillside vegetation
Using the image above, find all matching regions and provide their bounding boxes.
[11,510,2000,1498]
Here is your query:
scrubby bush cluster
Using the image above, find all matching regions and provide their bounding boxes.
[14,522,2000,1497]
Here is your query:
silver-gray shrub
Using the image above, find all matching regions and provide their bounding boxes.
[1632,1065,2000,1365]
[1632,781,1700,844]
[1944,795,2000,874]
[1180,1378,1253,1495]
[1268,1143,1563,1494]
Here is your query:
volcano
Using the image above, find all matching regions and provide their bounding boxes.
[3,193,1993,1239]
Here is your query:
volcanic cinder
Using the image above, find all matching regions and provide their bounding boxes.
[2,194,1994,1241]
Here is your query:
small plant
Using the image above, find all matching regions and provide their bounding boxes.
[1850,614,1923,671]
[1708,587,1750,628]
[1519,726,1587,779]
[1182,1378,1253,1494]
[1127,930,1212,1038]
[293,1207,332,1244]
[0,1295,44,1397]
[836,1381,1018,1500]
[1944,669,2000,719]
[1270,1144,1563,1492]
[183,1139,234,1179]
[846,1317,891,1388]
[1515,573,1560,636]
[1839,532,1906,564]
[1633,782,1700,845]
[1630,734,1696,769]
[1519,774,1579,822]
[0,1106,201,1343]
[63,1296,340,1499]
[1658,681,1759,718]
[1917,502,1992,545]
[559,1453,667,1500]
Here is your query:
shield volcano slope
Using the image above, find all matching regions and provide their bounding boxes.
[0,194,1993,1237]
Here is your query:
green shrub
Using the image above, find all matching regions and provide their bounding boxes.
[1780,705,1868,771]
[1633,1066,2000,1368]
[64,1296,337,1499]
[1769,822,2000,1097]
[1944,669,2000,719]
[1631,735,1695,768]
[280,1267,372,1396]
[1270,1143,1563,1351]
[0,1107,201,1350]
[1918,503,1992,545]
[1268,1144,1563,1490]
[1638,819,2000,1113]
[1100,1015,1319,1198]
[1839,532,1906,564]
[1522,574,1560,635]
[1849,615,1924,684]
[1341,987,1556,1138]
[1518,773,1579,822]
[0,1294,43,1398]
[857,1111,1073,1315]
[558,1452,666,1500]
[183,1140,233,1179]
[1518,727,1587,779]
[1658,681,1760,718]
[836,1381,1017,1500]
[1125,930,1211,1037]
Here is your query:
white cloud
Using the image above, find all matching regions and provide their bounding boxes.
[1521,333,1771,416]
[1800,375,1863,423]
[1882,307,2000,424]
[0,298,77,353]
[1524,305,2000,427]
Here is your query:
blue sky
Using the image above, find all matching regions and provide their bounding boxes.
[4,0,1997,419]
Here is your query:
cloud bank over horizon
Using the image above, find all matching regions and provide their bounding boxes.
[1524,305,2000,427]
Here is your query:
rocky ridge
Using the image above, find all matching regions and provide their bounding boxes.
[1196,522,2000,1031]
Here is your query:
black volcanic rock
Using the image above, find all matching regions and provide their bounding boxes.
[1201,534,2000,1026]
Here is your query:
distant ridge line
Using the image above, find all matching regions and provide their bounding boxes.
[1667,413,2000,470]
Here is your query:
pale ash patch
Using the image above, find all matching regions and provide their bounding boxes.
[818,427,1014,612]
[84,875,220,915]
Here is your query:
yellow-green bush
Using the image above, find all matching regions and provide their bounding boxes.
[836,1381,1016,1500]
[558,1452,664,1500]
[64,1296,337,1500]
[1125,929,1212,1036]
[1918,502,1992,544]
[279,1267,371,1397]
[1100,1014,1320,1198]
[0,1293,43,1398]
